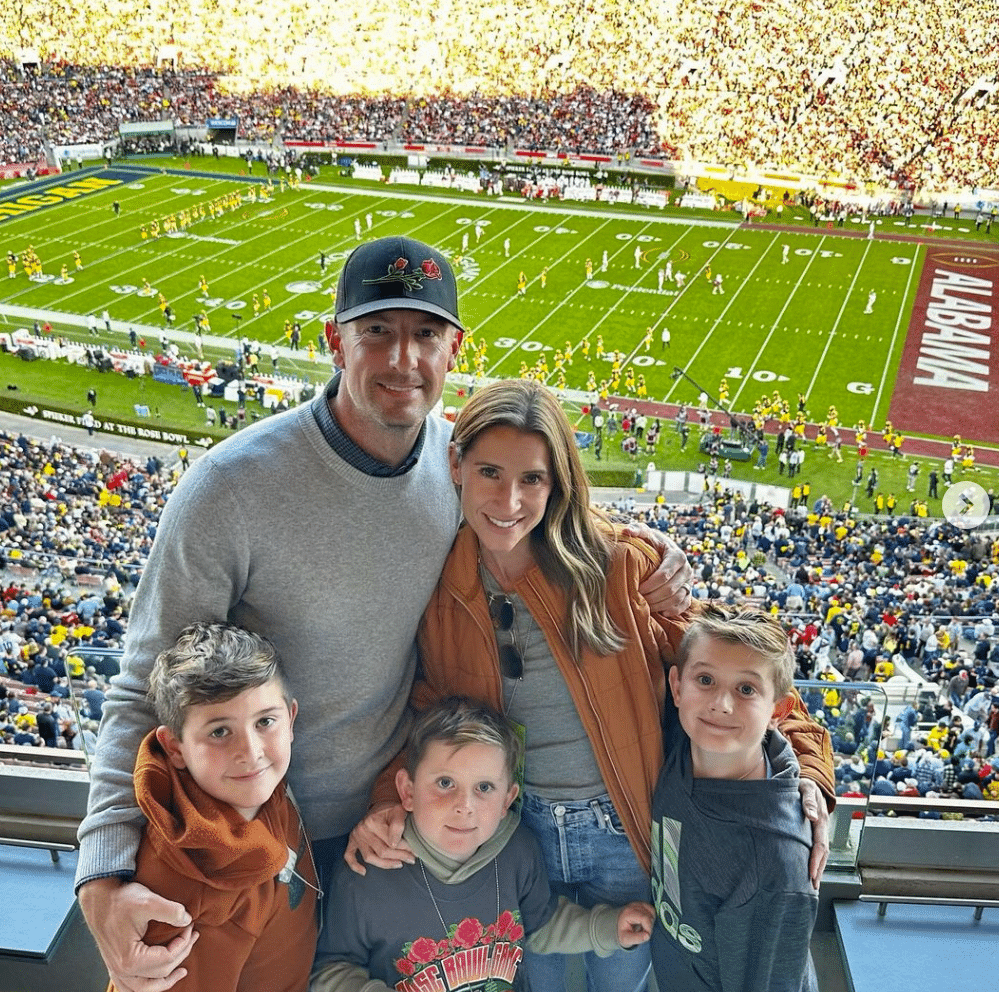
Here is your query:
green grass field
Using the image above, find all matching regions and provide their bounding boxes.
[1,157,996,508]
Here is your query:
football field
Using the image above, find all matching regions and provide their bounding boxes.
[1,162,995,452]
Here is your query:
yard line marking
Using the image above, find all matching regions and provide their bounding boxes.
[868,242,923,428]
[667,231,784,406]
[484,217,620,369]
[487,220,700,377]
[726,235,828,409]
[306,182,741,229]
[802,240,877,401]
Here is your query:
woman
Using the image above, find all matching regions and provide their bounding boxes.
[357,379,833,992]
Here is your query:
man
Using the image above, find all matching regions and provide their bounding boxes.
[866,466,879,498]
[36,701,59,748]
[82,679,106,721]
[75,237,694,992]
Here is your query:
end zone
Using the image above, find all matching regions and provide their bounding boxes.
[888,248,998,444]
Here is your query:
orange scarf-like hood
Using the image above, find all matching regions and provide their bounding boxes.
[134,730,295,930]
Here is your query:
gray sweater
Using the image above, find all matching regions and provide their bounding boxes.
[312,813,624,992]
[76,381,461,886]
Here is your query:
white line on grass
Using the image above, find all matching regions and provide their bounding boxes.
[307,182,740,230]
[801,239,876,402]
[575,225,707,381]
[484,217,618,368]
[867,242,924,427]
[667,231,783,406]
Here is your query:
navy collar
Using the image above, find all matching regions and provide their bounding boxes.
[312,372,425,477]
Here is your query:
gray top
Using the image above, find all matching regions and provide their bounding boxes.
[312,812,623,992]
[482,569,604,801]
[651,698,818,992]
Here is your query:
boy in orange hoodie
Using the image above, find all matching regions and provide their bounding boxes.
[116,621,318,992]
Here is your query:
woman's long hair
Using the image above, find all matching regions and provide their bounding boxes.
[451,379,624,659]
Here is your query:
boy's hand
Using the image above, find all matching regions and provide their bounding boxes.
[616,901,656,948]
[798,779,830,888]
[623,525,693,616]
[78,877,197,992]
[344,801,413,875]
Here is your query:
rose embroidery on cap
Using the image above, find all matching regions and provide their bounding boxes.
[364,257,443,291]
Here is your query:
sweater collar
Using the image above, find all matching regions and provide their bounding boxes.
[311,373,426,477]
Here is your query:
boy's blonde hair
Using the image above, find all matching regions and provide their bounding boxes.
[148,621,290,737]
[677,605,795,698]
[406,696,522,785]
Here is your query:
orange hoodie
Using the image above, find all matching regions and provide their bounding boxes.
[118,732,318,992]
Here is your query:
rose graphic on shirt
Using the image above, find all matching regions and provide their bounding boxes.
[394,909,524,991]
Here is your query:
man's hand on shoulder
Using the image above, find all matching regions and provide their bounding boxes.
[78,877,197,992]
[622,523,694,616]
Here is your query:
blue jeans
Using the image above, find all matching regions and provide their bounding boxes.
[520,791,651,992]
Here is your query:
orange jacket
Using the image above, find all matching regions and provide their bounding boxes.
[378,525,834,875]
[121,732,318,992]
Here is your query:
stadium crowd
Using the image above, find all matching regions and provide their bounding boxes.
[3,419,997,812]
[0,428,176,751]
[608,489,999,804]
[1,1,997,191]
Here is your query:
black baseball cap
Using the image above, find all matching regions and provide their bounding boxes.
[335,236,463,331]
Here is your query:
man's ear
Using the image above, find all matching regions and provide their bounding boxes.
[396,768,416,811]
[770,692,795,729]
[155,725,187,769]
[330,323,345,369]
[447,329,463,372]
